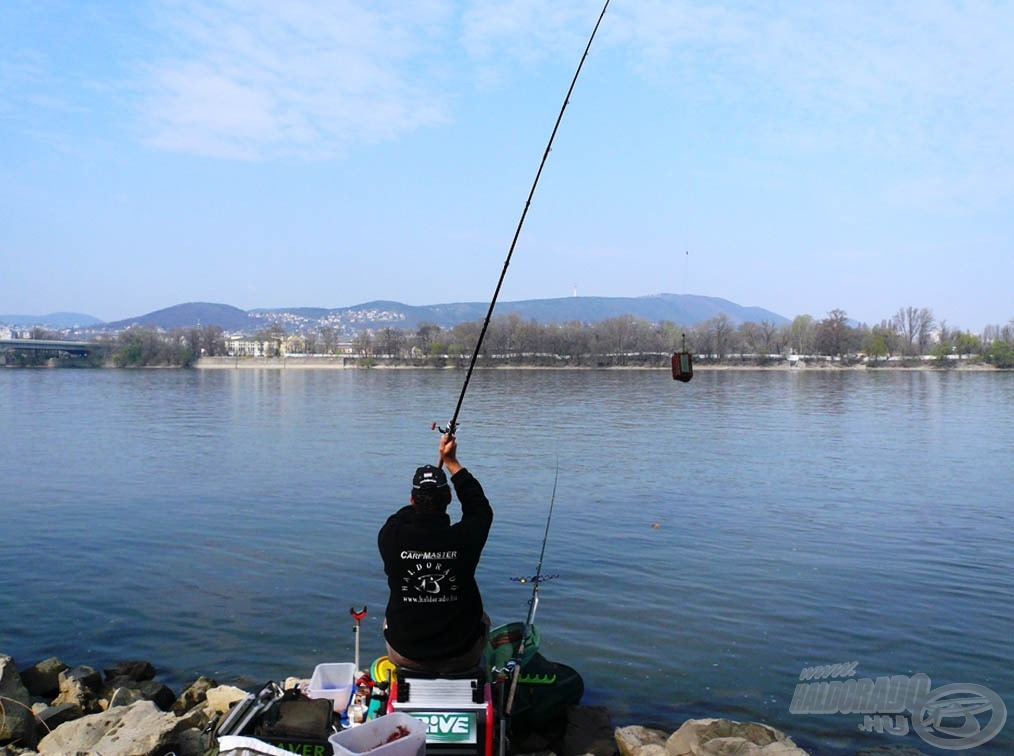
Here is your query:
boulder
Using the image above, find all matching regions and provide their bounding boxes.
[174,726,213,756]
[36,700,176,755]
[615,725,671,756]
[101,677,176,711]
[205,684,248,715]
[106,686,145,709]
[667,718,809,756]
[18,658,68,698]
[32,702,82,736]
[52,666,102,714]
[564,705,616,756]
[103,660,156,682]
[173,701,213,734]
[172,675,217,715]
[0,655,33,745]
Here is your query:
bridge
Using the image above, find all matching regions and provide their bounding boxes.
[0,338,109,357]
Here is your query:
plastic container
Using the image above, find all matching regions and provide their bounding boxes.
[308,662,357,713]
[329,711,426,756]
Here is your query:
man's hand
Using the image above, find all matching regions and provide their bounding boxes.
[439,433,463,477]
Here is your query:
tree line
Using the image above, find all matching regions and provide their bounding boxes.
[269,307,1013,368]
[7,309,1013,368]
[4,325,228,367]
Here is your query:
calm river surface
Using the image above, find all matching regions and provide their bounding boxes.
[1,368,1011,754]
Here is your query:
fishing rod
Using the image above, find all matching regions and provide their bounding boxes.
[438,0,611,439]
[499,461,560,755]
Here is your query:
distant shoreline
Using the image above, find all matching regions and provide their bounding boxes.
[193,356,1000,371]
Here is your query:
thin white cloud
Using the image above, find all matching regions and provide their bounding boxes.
[138,0,455,160]
[614,2,1012,156]
[462,1,1012,164]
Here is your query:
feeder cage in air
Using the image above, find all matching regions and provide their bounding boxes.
[672,351,693,382]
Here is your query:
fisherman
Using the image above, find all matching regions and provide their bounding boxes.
[379,433,493,674]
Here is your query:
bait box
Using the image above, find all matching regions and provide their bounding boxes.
[329,711,426,756]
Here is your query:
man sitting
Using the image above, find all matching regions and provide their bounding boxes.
[378,433,493,674]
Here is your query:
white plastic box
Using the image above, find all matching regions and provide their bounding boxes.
[307,662,357,713]
[329,712,426,756]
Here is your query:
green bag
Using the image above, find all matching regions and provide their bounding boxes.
[488,621,542,669]
[488,623,584,739]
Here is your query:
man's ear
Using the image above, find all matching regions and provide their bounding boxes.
[409,492,416,507]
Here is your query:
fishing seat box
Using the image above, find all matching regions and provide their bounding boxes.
[220,691,337,755]
[387,667,494,756]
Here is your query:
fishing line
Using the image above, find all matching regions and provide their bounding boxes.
[438,0,611,438]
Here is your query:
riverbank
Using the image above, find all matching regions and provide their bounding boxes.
[0,652,813,756]
[193,355,998,371]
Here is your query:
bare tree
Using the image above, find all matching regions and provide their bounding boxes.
[814,309,855,359]
[893,307,935,355]
[712,314,733,359]
[319,326,338,355]
[376,328,406,358]
[352,331,374,357]
[759,320,779,355]
[785,315,815,355]
[413,323,441,356]
[737,322,760,356]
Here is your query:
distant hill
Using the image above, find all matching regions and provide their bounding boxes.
[100,294,787,334]
[103,302,256,331]
[0,312,103,329]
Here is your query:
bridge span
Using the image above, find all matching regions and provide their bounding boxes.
[0,338,108,356]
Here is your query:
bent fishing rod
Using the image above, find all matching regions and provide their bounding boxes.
[437,0,610,440]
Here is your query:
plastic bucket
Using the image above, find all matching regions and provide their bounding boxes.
[308,662,357,713]
[329,712,426,756]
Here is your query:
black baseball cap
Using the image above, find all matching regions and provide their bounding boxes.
[412,464,448,490]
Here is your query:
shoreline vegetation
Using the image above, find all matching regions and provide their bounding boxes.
[3,354,1007,371]
[2,355,1007,371]
[4,312,1014,369]
[190,356,1004,371]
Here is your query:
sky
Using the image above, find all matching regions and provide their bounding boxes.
[1,0,1011,331]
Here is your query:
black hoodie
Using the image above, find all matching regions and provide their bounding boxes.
[378,468,493,661]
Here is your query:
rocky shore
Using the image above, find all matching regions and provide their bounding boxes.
[0,652,814,756]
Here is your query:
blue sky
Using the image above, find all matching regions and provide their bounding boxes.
[2,1,1011,331]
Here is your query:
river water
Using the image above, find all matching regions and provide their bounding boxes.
[1,367,1011,754]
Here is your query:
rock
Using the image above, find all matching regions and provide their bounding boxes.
[172,675,217,715]
[103,660,156,682]
[667,718,809,755]
[106,686,145,708]
[52,666,102,714]
[205,684,249,715]
[137,679,177,711]
[173,701,213,733]
[564,705,616,756]
[18,658,68,699]
[615,724,671,756]
[101,676,177,711]
[33,703,83,737]
[0,655,33,746]
[36,700,176,755]
[174,726,213,756]
[1,746,40,756]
